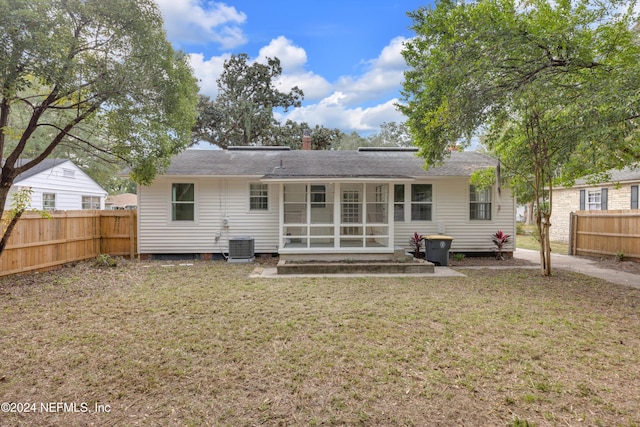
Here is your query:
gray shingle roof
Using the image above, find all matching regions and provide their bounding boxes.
[575,164,640,185]
[163,149,497,179]
[9,159,72,183]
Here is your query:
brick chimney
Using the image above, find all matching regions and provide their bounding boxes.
[302,129,312,150]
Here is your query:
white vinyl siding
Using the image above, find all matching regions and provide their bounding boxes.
[139,178,280,254]
[393,178,515,254]
[4,161,106,212]
[139,176,515,256]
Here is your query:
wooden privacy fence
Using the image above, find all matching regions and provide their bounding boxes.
[0,210,137,277]
[569,210,640,261]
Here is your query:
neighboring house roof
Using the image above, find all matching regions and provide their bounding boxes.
[9,159,73,183]
[575,164,640,186]
[162,148,498,179]
[105,193,137,207]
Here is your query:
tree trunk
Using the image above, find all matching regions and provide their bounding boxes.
[526,201,535,225]
[0,208,23,256]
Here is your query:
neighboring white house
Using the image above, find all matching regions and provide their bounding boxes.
[550,166,640,243]
[4,159,107,212]
[137,146,516,259]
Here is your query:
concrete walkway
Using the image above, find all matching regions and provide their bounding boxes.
[253,249,638,289]
[512,248,639,289]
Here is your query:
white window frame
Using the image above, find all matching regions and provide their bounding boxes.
[410,184,432,221]
[470,185,492,220]
[249,183,269,211]
[394,184,405,222]
[82,196,101,210]
[587,189,601,211]
[171,183,195,221]
[42,193,56,211]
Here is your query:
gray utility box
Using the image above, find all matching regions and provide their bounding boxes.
[424,235,453,266]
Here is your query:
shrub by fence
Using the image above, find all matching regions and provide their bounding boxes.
[0,210,137,277]
[569,210,640,262]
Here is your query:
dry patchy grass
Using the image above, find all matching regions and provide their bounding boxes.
[1,261,639,426]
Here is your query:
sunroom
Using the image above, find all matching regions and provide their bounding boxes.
[267,179,409,255]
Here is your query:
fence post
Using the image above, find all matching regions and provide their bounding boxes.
[571,212,579,256]
[568,212,575,256]
[129,210,136,260]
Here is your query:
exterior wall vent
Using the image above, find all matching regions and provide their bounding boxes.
[228,237,255,263]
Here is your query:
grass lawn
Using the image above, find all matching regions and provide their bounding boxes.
[516,224,570,255]
[1,261,639,426]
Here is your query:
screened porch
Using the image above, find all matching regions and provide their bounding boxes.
[277,181,394,253]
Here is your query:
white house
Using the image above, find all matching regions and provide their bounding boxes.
[550,166,640,243]
[4,159,108,212]
[137,146,516,260]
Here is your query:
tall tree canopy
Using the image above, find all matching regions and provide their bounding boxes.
[0,0,199,255]
[400,0,640,275]
[193,54,303,148]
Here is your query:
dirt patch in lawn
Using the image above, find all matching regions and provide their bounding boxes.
[0,261,639,426]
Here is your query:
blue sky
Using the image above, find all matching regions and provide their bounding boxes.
[155,0,430,135]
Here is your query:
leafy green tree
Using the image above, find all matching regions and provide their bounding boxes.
[400,0,640,275]
[0,0,199,256]
[331,131,368,150]
[196,54,303,148]
[265,120,342,150]
[366,122,412,147]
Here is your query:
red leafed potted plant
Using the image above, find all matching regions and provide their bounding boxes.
[492,230,511,260]
[409,232,424,258]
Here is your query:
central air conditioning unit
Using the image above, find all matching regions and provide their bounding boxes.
[228,236,255,263]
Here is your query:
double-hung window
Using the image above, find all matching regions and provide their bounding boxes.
[82,196,101,210]
[250,183,269,211]
[411,184,432,221]
[394,184,405,221]
[171,183,194,221]
[580,188,608,211]
[43,193,56,211]
[470,185,492,220]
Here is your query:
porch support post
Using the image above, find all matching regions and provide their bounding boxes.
[334,182,341,249]
[387,183,394,249]
[278,183,284,251]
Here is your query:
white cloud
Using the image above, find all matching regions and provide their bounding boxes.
[334,37,409,106]
[156,0,247,49]
[257,37,332,101]
[188,53,230,98]
[187,34,409,134]
[257,36,307,71]
[283,95,404,133]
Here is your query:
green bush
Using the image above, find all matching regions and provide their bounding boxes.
[94,254,122,268]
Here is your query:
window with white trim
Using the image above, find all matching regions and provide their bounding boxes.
[43,193,56,211]
[171,183,194,221]
[394,184,405,221]
[470,185,492,220]
[587,190,602,210]
[249,183,268,211]
[411,184,432,221]
[82,196,101,210]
